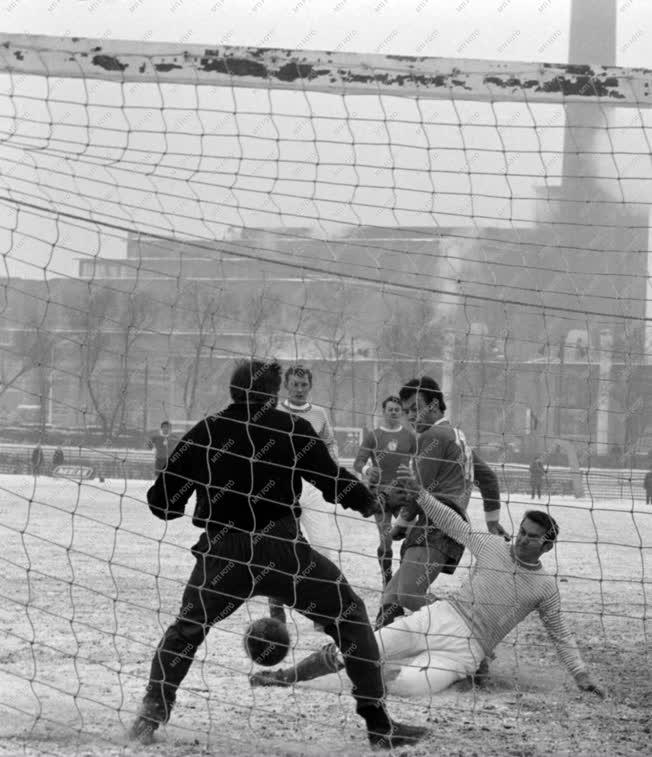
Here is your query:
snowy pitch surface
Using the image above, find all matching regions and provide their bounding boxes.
[0,475,650,756]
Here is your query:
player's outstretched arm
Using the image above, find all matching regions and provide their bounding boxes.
[472,452,509,540]
[538,589,605,698]
[575,671,606,698]
[146,429,202,520]
[394,465,489,555]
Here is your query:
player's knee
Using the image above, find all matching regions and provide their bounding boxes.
[395,589,425,612]
[169,615,208,646]
[377,542,392,560]
[335,589,370,628]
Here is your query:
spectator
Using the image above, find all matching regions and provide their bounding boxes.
[529,456,546,500]
[31,445,44,477]
[644,468,652,506]
[147,421,179,476]
[52,446,65,471]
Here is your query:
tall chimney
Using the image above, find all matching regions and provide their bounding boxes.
[562,0,617,213]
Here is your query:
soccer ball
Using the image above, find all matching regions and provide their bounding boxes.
[244,617,290,667]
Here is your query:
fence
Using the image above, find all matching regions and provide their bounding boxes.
[2,442,648,502]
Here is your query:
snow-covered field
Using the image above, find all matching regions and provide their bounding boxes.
[0,474,650,756]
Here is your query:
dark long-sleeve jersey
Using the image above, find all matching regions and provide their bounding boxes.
[146,402,376,534]
[403,419,501,553]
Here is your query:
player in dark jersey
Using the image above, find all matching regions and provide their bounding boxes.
[129,360,427,750]
[375,377,509,630]
[353,395,416,590]
[146,421,180,476]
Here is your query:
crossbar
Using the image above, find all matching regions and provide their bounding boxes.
[0,33,650,107]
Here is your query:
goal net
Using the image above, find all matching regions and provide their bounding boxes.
[0,33,649,755]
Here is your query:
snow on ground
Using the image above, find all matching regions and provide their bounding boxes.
[0,475,650,756]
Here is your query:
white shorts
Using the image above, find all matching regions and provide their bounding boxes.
[315,600,484,698]
[377,600,485,697]
[299,481,344,567]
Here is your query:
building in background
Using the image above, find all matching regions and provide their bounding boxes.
[0,224,648,465]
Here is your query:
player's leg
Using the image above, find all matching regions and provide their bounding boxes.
[375,507,394,588]
[131,535,252,743]
[268,596,287,624]
[253,534,427,748]
[375,566,406,629]
[260,602,482,699]
[385,603,484,697]
[251,598,439,687]
[268,482,342,626]
[384,544,448,613]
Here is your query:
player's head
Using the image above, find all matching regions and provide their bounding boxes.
[514,510,559,563]
[160,421,170,434]
[399,377,446,433]
[230,359,282,408]
[284,364,313,404]
[382,395,402,426]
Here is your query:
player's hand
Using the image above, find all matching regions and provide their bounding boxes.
[394,465,419,499]
[487,521,510,541]
[360,495,381,518]
[575,672,606,699]
[365,466,382,487]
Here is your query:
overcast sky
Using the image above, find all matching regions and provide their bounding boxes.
[0,0,650,280]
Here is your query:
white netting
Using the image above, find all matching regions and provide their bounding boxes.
[0,34,650,756]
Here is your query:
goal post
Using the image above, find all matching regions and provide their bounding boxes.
[1,32,650,104]
[0,31,650,756]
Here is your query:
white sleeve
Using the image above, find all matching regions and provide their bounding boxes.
[416,489,491,557]
[319,408,339,462]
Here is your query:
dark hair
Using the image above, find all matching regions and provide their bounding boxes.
[382,395,401,410]
[398,376,446,413]
[230,359,282,405]
[160,420,170,428]
[523,510,560,542]
[284,364,313,386]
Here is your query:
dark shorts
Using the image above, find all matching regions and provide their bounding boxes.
[378,485,403,517]
[401,527,464,575]
[146,516,386,714]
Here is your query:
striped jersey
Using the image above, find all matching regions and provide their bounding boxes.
[417,489,587,677]
[278,399,338,462]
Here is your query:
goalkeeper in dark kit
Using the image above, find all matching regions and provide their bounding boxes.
[129,358,427,750]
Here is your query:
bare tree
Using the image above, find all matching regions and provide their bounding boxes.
[378,297,442,374]
[302,285,357,425]
[0,327,51,401]
[71,288,153,441]
[244,282,284,357]
[181,288,223,421]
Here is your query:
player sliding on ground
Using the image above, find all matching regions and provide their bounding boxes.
[251,466,605,700]
[129,360,427,750]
